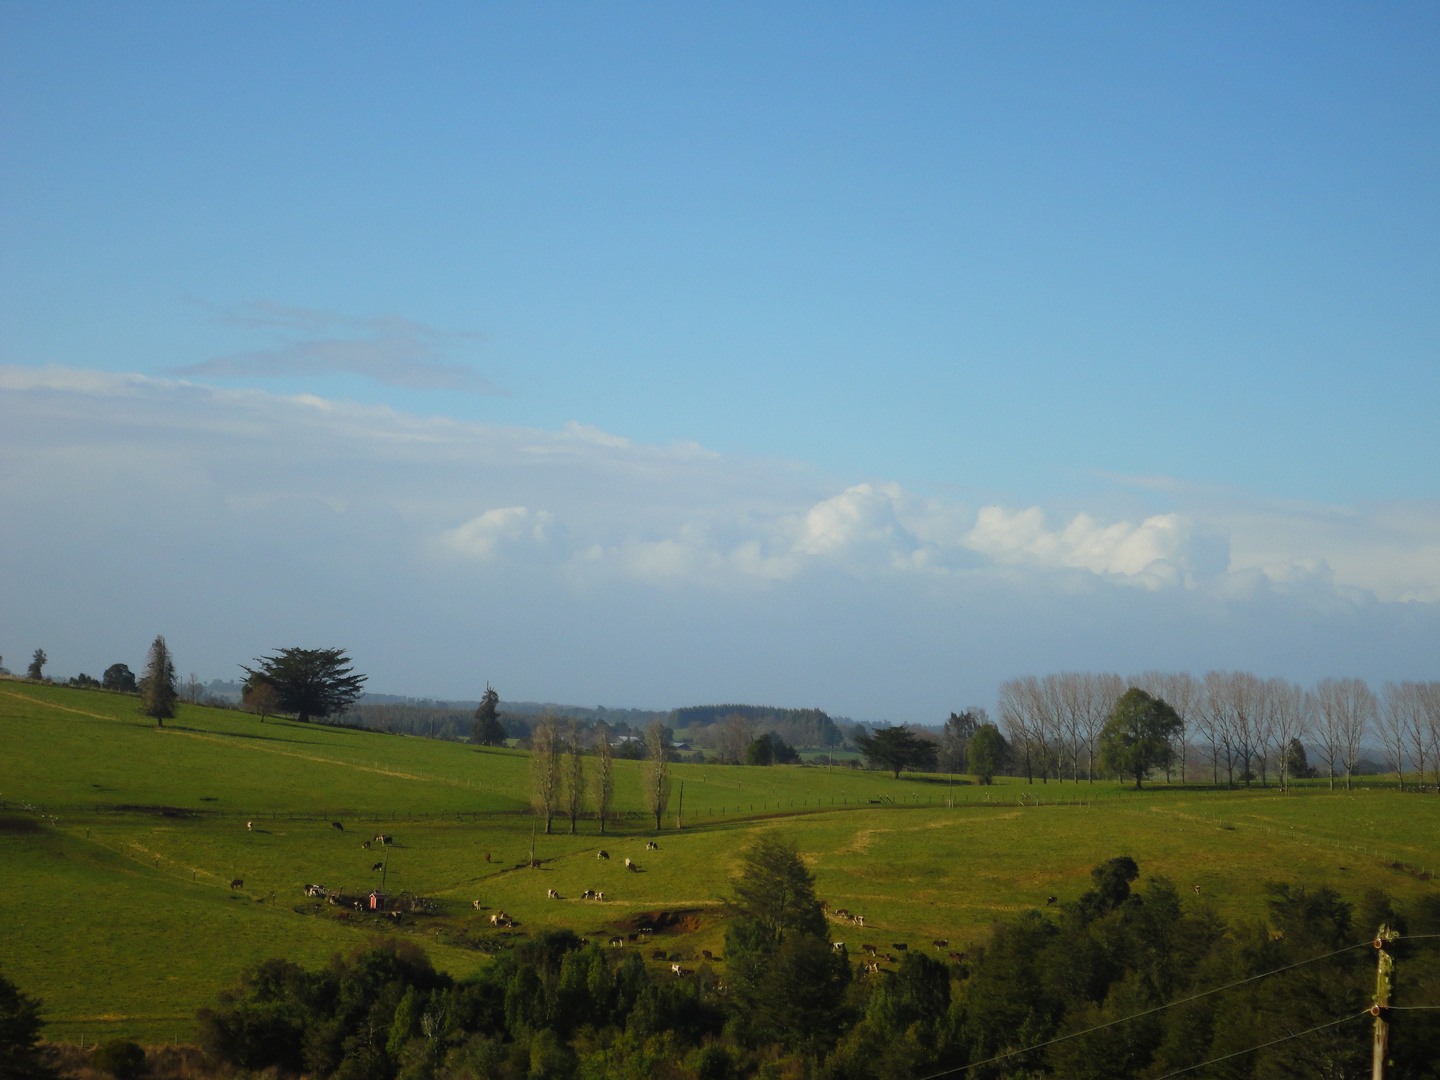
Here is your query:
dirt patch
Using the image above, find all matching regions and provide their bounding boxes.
[0,815,42,834]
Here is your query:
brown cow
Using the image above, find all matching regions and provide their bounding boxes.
[229,878,243,889]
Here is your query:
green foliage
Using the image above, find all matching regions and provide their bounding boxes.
[726,835,827,946]
[139,635,177,722]
[90,1039,146,1080]
[241,647,367,724]
[102,663,137,692]
[966,723,1006,783]
[471,685,504,746]
[27,649,46,681]
[1099,688,1182,788]
[0,969,57,1080]
[853,724,938,779]
[744,736,773,766]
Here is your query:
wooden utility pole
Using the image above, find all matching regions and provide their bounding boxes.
[1371,924,1398,1080]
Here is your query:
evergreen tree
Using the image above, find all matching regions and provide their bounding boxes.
[854,723,938,778]
[139,635,177,725]
[0,970,58,1080]
[240,647,366,723]
[472,683,505,745]
[102,663,137,692]
[26,649,46,681]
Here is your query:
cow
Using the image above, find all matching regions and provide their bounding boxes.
[374,835,393,845]
[884,954,897,963]
[834,908,849,918]
[832,942,845,951]
[597,850,610,860]
[371,862,384,871]
[473,900,483,910]
[485,853,491,863]
[362,841,371,850]
[646,841,658,850]
[304,884,327,898]
[246,821,253,831]
[862,944,877,955]
[933,939,948,948]
[385,911,402,922]
[582,889,595,900]
[547,888,559,899]
[671,963,683,974]
[1046,896,1057,905]
[820,900,829,911]
[702,950,713,961]
[229,878,243,889]
[626,860,639,873]
[331,821,344,831]
[624,857,634,869]
[853,915,865,927]
[948,952,966,962]
[864,960,881,973]
[893,943,908,952]
[1193,884,1201,895]
[652,949,668,960]
[609,936,625,947]
[596,891,605,901]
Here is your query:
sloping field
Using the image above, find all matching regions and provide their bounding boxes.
[4,679,1438,1044]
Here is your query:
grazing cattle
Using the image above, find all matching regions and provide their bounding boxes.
[362,841,371,850]
[652,949,668,960]
[1046,896,1057,905]
[820,900,829,911]
[246,821,253,831]
[485,853,491,863]
[933,939,948,948]
[832,942,845,951]
[626,861,639,873]
[638,924,655,935]
[646,841,658,850]
[674,967,693,977]
[582,889,595,900]
[884,954,897,963]
[671,963,683,974]
[597,850,610,860]
[862,944,877,955]
[702,950,713,961]
[371,862,384,871]
[1269,928,1285,941]
[353,901,363,911]
[864,961,880,973]
[229,878,243,889]
[331,821,344,831]
[473,900,482,910]
[304,884,327,898]
[948,952,965,962]
[893,943,907,951]
[624,857,633,868]
[385,911,402,922]
[834,908,849,918]
[547,888,559,899]
[490,913,503,925]
[609,936,625,947]
[596,891,605,901]
[374,835,393,845]
[1192,884,1201,895]
[853,915,865,927]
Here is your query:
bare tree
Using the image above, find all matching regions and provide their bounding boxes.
[1269,678,1308,792]
[714,712,758,765]
[564,720,586,834]
[1085,673,1125,782]
[999,677,1039,784]
[643,720,672,829]
[529,711,563,834]
[1421,683,1440,793]
[1379,683,1421,791]
[1165,672,1201,783]
[1202,671,1241,788]
[1249,674,1278,788]
[1313,678,1375,791]
[592,721,615,833]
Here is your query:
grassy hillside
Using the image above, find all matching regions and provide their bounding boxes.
[3,678,1438,1045]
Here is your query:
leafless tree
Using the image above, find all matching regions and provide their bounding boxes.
[1269,678,1308,792]
[1420,683,1440,792]
[999,677,1040,784]
[1312,678,1375,791]
[1248,675,1279,788]
[181,671,205,704]
[529,711,563,834]
[712,712,758,765]
[643,720,672,829]
[564,721,586,834]
[1201,671,1241,788]
[1379,683,1420,791]
[592,721,615,833]
[1085,673,1125,782]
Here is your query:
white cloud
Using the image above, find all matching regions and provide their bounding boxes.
[2,365,1436,714]
[440,507,553,561]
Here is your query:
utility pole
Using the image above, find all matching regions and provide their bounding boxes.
[1371,924,1398,1080]
[677,780,684,830]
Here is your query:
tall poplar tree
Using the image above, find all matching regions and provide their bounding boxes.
[564,721,586,834]
[643,720,672,830]
[529,712,562,834]
[592,722,614,834]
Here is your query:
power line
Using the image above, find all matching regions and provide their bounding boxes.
[912,934,1440,1080]
[1149,1012,1367,1079]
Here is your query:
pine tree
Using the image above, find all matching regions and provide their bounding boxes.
[139,635,177,725]
[472,683,505,745]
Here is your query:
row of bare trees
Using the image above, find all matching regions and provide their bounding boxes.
[999,671,1440,791]
[529,715,674,832]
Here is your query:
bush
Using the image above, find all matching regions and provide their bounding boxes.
[90,1040,146,1080]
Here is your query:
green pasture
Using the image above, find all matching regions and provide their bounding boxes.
[4,679,1439,1046]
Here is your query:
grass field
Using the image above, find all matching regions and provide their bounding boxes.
[4,678,1439,1045]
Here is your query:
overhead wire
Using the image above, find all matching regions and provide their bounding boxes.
[912,932,1440,1080]
[1147,1012,1368,1080]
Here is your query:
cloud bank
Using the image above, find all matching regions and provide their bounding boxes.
[1,366,1435,715]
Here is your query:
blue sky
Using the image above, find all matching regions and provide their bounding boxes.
[2,4,1436,717]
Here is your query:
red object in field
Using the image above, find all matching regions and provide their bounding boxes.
[369,891,388,911]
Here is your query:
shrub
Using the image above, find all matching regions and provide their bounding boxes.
[90,1040,146,1080]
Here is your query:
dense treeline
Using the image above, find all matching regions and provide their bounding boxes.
[180,848,1440,1080]
[999,671,1440,790]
